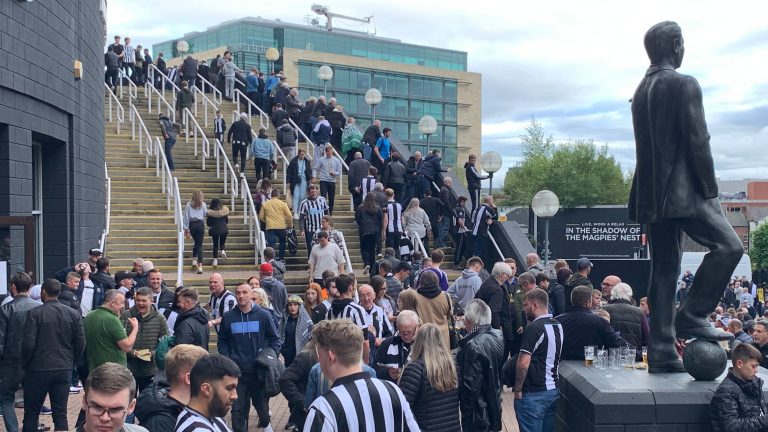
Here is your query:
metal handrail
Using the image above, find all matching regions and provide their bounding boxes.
[99,162,112,253]
[129,104,154,163]
[197,73,222,104]
[233,89,270,131]
[289,118,349,204]
[409,231,428,258]
[182,107,209,168]
[192,85,218,127]
[153,137,186,284]
[104,83,124,134]
[145,82,176,122]
[241,177,265,264]
[488,233,506,261]
[148,64,179,103]
[339,231,354,274]
[271,140,288,194]
[118,69,138,105]
[212,138,238,211]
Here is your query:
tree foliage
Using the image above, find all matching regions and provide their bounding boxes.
[502,119,632,208]
[750,223,768,271]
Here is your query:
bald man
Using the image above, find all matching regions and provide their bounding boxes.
[206,273,235,332]
[526,253,545,277]
[601,275,622,302]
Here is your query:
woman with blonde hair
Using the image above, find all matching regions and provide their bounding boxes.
[398,323,460,431]
[252,286,279,329]
[184,190,207,274]
[305,283,327,324]
[402,197,432,254]
[397,289,419,314]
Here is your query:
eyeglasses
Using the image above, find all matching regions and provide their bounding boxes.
[399,328,418,337]
[86,402,128,419]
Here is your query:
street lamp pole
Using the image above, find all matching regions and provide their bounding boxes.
[480,151,502,196]
[365,88,382,122]
[531,190,560,268]
[317,65,333,98]
[265,47,280,74]
[418,115,437,152]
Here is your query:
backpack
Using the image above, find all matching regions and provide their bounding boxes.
[287,228,298,256]
[154,334,177,370]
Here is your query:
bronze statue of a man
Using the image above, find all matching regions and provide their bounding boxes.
[629,21,742,373]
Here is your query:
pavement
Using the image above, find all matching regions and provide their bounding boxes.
[0,388,520,431]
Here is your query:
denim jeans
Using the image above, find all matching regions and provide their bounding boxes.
[266,229,287,259]
[473,234,487,258]
[1,364,23,432]
[164,137,176,170]
[513,388,560,432]
[439,215,452,248]
[363,142,373,161]
[293,179,308,213]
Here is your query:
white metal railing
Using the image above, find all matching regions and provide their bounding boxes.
[183,107,209,168]
[148,64,179,104]
[271,140,288,195]
[241,177,265,264]
[104,83,125,134]
[339,232,354,274]
[118,69,138,105]
[153,137,185,284]
[488,234,505,261]
[409,232,428,258]
[145,82,176,122]
[233,89,270,131]
[198,73,222,104]
[212,138,238,211]
[129,104,154,165]
[192,86,219,128]
[99,162,112,253]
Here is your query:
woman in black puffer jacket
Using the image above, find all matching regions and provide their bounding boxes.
[398,323,460,432]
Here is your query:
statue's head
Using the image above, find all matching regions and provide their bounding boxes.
[644,21,684,68]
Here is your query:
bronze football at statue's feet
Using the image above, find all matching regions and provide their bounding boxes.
[648,358,687,374]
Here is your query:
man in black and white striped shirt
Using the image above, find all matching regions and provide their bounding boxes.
[325,274,371,363]
[206,273,235,332]
[304,319,420,432]
[175,354,240,432]
[513,288,564,432]
[471,195,498,258]
[358,166,378,202]
[382,188,404,253]
[299,185,330,254]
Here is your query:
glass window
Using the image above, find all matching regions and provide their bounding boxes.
[373,73,387,92]
[429,81,443,99]
[410,101,424,119]
[388,75,408,95]
[411,78,425,97]
[444,81,457,101]
[444,125,457,144]
[425,102,442,120]
[393,99,408,118]
[355,71,371,90]
[334,69,350,89]
[444,104,457,122]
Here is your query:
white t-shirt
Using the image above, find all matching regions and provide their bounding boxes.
[80,279,95,317]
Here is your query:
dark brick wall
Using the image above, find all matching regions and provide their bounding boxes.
[0,0,106,278]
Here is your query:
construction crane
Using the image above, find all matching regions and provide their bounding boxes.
[311,4,373,32]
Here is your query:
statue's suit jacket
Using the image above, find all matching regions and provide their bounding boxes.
[628,63,719,224]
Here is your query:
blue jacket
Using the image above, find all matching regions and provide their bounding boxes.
[311,123,332,145]
[265,76,280,93]
[249,137,274,160]
[418,154,444,181]
[246,74,259,93]
[218,304,281,374]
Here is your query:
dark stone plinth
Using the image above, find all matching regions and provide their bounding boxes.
[557,361,768,432]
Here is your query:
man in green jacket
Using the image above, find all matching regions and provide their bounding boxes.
[84,289,138,372]
[121,287,168,392]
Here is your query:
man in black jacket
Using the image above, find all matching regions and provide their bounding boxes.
[21,279,85,432]
[603,282,649,352]
[279,344,318,432]
[174,288,210,351]
[147,269,175,310]
[458,299,505,432]
[0,273,40,432]
[465,154,489,214]
[710,343,768,431]
[227,112,253,172]
[556,286,626,360]
[475,262,517,360]
[91,257,116,293]
[564,257,594,307]
[135,344,208,431]
[361,119,382,162]
[438,177,457,249]
[348,152,371,209]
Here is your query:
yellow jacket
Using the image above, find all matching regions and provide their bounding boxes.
[259,197,293,230]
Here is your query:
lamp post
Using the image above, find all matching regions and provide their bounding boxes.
[480,151,502,195]
[317,65,333,98]
[265,47,280,74]
[176,40,189,58]
[365,88,382,121]
[531,190,560,268]
[418,115,438,150]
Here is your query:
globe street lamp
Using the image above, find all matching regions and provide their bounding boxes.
[480,151,502,195]
[317,65,333,98]
[531,190,560,268]
[265,47,280,74]
[365,88,382,121]
[176,40,189,57]
[418,115,438,150]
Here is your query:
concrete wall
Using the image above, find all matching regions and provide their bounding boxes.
[0,0,106,278]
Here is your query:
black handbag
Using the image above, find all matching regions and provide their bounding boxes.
[445,292,460,350]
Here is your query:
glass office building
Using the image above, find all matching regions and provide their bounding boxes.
[154,17,480,167]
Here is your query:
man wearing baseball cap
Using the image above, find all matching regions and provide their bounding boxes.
[87,248,103,273]
[564,257,594,307]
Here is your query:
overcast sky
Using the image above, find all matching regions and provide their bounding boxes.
[108,1,768,183]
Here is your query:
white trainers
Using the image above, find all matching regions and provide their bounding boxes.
[234,163,239,173]
[192,258,198,268]
[197,264,203,274]
[293,213,299,220]
[221,250,227,259]
[69,386,81,394]
[212,258,218,268]
[363,265,370,275]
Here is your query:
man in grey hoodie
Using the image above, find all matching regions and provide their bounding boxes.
[221,52,241,101]
[447,256,484,311]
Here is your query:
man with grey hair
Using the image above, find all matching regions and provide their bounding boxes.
[603,282,648,350]
[374,309,419,382]
[525,253,545,277]
[727,318,753,350]
[84,289,138,372]
[514,288,563,432]
[476,262,518,360]
[458,299,505,431]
